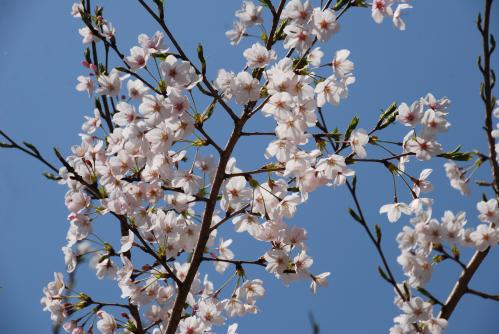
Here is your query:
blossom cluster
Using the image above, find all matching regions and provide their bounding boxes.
[371,0,413,30]
[367,94,499,333]
[37,1,499,334]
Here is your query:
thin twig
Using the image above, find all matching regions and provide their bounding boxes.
[466,288,499,301]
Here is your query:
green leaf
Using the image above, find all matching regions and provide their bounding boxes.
[261,32,268,43]
[379,102,397,120]
[275,19,288,41]
[345,156,355,165]
[325,128,341,142]
[386,162,398,174]
[157,80,167,94]
[333,0,349,11]
[97,63,106,75]
[432,255,445,264]
[115,66,128,72]
[451,245,460,260]
[377,266,390,283]
[316,139,327,152]
[417,287,439,305]
[197,43,207,77]
[23,142,40,155]
[293,57,309,74]
[94,6,104,17]
[260,86,269,98]
[192,137,208,147]
[348,208,362,223]
[151,52,180,60]
[374,224,382,243]
[376,102,398,130]
[126,320,138,333]
[202,102,216,123]
[352,0,368,8]
[249,178,260,188]
[84,48,91,64]
[343,116,359,142]
[43,172,62,181]
[377,113,397,130]
[437,145,473,161]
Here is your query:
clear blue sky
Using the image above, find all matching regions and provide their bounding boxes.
[0,1,498,333]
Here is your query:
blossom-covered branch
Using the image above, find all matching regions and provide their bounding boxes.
[1,1,498,334]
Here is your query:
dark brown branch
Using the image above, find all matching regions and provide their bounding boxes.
[466,288,499,301]
[434,245,467,270]
[226,166,285,178]
[0,131,59,173]
[116,67,163,95]
[112,213,183,287]
[195,125,223,154]
[161,2,288,333]
[209,204,250,232]
[161,186,208,202]
[438,248,490,319]
[202,256,266,267]
[345,180,407,301]
[241,131,275,136]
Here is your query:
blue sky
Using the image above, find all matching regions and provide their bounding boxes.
[0,0,498,333]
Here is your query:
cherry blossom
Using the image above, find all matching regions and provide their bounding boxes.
[96,311,117,334]
[350,128,369,158]
[283,0,313,25]
[393,4,413,31]
[231,71,260,104]
[380,202,412,223]
[138,31,168,54]
[235,1,263,27]
[331,49,354,77]
[243,42,277,68]
[226,21,246,46]
[76,75,94,96]
[470,224,499,251]
[96,70,121,97]
[311,8,339,42]
[125,46,150,70]
[371,0,394,24]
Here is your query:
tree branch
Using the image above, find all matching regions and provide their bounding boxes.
[438,248,490,319]
[466,287,499,301]
[0,131,59,173]
[161,2,288,333]
[438,0,496,320]
[345,180,407,301]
